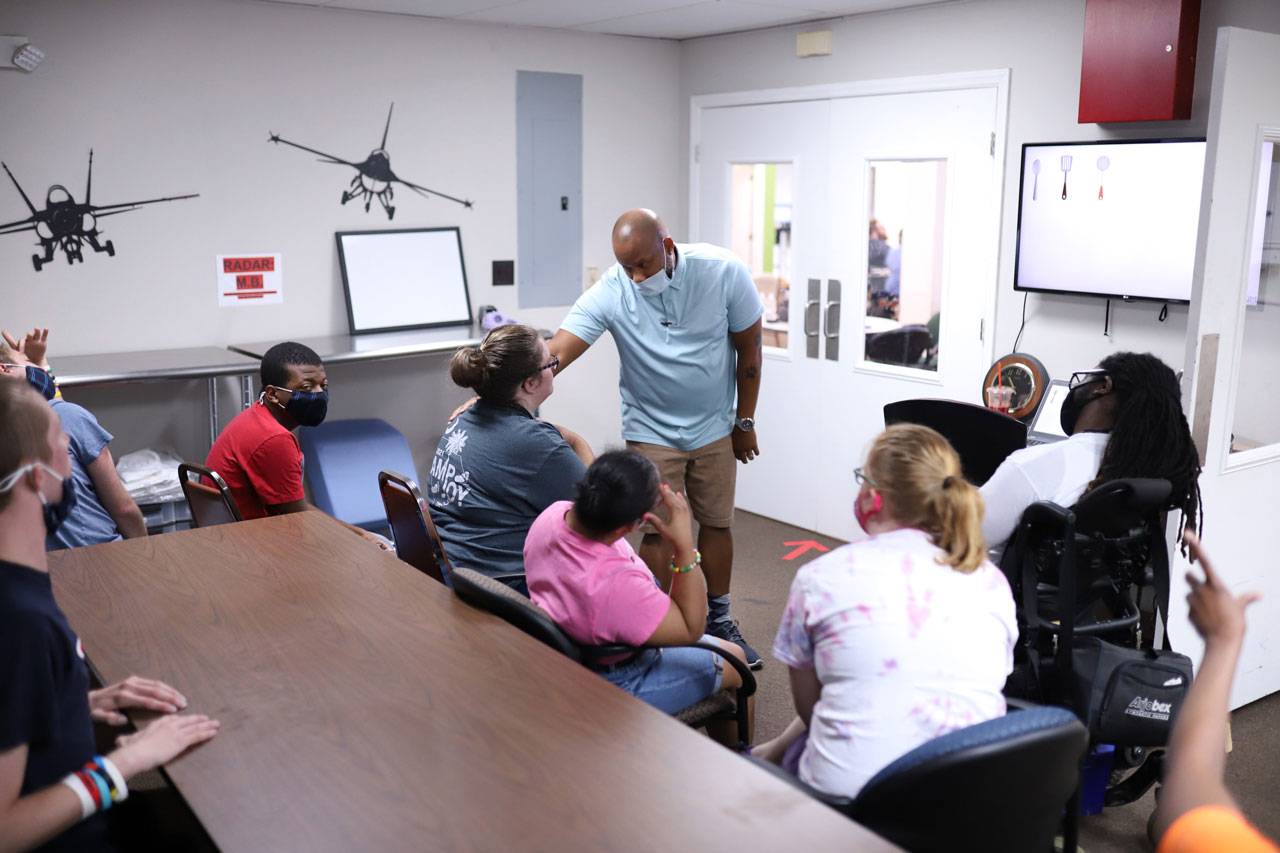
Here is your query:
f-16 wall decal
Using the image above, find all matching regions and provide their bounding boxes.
[268,103,473,219]
[0,151,198,272]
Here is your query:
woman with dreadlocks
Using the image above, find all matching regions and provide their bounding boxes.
[981,351,1202,555]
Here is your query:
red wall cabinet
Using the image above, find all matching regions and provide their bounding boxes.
[1078,0,1201,123]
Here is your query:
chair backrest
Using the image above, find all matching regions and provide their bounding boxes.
[297,419,418,533]
[883,398,1027,486]
[449,567,583,662]
[377,470,449,584]
[1001,478,1174,705]
[865,325,933,366]
[846,706,1088,853]
[177,462,242,528]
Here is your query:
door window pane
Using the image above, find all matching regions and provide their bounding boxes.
[1230,141,1280,453]
[731,163,793,351]
[863,160,946,371]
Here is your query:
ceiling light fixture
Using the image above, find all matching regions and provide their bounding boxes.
[1,36,44,72]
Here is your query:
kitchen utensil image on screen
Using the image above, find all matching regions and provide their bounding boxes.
[1060,154,1073,200]
[1096,155,1110,200]
[1032,158,1041,200]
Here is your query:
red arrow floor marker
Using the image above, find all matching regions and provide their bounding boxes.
[782,540,830,561]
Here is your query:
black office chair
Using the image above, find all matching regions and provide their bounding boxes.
[884,398,1028,485]
[1001,477,1176,806]
[449,567,756,747]
[378,470,450,584]
[865,325,933,366]
[750,703,1087,853]
[177,462,242,528]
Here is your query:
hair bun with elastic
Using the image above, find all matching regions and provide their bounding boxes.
[448,344,490,390]
[942,475,955,489]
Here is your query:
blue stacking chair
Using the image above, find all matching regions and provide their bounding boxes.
[298,419,419,536]
[750,703,1087,853]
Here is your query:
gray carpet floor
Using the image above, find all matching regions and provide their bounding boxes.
[722,509,1280,851]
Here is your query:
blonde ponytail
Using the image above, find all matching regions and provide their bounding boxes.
[865,424,988,573]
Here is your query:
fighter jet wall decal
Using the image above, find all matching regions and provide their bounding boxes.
[268,103,473,220]
[0,151,198,272]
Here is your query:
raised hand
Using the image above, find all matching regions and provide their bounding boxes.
[89,675,188,726]
[2,327,50,368]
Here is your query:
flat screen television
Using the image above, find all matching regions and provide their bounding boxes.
[1013,138,1206,304]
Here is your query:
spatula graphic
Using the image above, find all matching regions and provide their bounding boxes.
[1061,154,1073,200]
[1032,158,1041,200]
[1096,155,1110,200]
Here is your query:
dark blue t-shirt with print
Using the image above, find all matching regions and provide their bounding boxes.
[427,401,586,584]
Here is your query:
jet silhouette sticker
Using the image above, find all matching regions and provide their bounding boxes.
[268,103,473,219]
[0,151,198,272]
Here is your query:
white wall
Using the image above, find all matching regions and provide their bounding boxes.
[0,0,682,470]
[678,0,1280,382]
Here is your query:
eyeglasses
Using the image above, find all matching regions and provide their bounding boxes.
[1068,369,1108,389]
[534,355,559,376]
[854,467,879,488]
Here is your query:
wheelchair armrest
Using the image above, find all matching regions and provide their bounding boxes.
[686,640,758,699]
[1022,500,1074,528]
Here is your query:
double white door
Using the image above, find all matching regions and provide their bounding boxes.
[696,81,1003,540]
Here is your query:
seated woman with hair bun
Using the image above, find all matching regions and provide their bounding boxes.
[428,324,592,593]
[754,424,1016,798]
[523,450,753,745]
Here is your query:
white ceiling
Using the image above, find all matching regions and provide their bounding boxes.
[264,0,951,40]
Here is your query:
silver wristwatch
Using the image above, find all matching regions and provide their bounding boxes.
[734,416,756,432]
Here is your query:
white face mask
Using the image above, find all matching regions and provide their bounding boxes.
[631,246,674,297]
[634,269,669,297]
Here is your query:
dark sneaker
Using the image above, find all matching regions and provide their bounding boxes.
[707,617,763,670]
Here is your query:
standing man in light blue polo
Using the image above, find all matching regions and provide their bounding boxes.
[548,208,765,668]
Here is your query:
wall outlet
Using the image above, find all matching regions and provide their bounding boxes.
[585,265,599,290]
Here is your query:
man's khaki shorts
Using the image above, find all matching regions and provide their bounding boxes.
[627,435,736,531]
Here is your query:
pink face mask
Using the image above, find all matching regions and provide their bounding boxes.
[854,490,883,532]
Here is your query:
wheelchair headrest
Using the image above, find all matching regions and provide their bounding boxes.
[1073,478,1171,537]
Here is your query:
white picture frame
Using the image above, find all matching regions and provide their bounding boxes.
[336,227,472,334]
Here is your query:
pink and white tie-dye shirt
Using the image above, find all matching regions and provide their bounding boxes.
[773,527,1016,799]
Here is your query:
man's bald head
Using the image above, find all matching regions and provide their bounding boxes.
[611,208,675,284]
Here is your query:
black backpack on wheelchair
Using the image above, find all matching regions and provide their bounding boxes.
[1000,478,1194,807]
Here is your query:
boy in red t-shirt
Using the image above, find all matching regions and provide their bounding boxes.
[206,342,387,548]
[207,342,326,520]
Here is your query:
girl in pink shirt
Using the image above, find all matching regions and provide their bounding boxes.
[523,450,752,745]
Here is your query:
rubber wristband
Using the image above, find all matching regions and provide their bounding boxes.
[95,756,128,804]
[84,768,113,811]
[60,773,95,819]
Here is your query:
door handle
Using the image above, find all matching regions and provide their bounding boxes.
[823,301,841,339]
[804,299,821,336]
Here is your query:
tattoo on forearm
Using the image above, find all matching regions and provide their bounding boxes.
[745,365,759,379]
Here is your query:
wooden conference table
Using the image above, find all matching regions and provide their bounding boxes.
[49,513,894,852]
